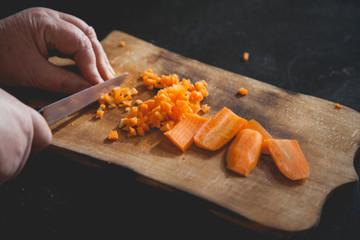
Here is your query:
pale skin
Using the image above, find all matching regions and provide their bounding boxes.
[0,7,116,185]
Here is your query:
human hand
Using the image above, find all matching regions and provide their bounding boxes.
[0,88,52,186]
[0,7,115,93]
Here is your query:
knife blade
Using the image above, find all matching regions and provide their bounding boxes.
[39,72,128,125]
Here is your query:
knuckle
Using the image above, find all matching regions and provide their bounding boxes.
[84,26,97,39]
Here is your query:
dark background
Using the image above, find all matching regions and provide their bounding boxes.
[0,0,359,239]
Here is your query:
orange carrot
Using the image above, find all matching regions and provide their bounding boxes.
[120,71,209,137]
[246,119,272,154]
[194,107,247,151]
[164,113,208,152]
[243,52,249,61]
[238,87,248,96]
[335,103,342,109]
[266,139,310,180]
[226,129,263,176]
[108,130,119,140]
[96,109,104,118]
[201,104,211,113]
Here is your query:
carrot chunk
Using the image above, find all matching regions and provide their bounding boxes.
[266,139,310,180]
[194,107,247,151]
[96,109,104,118]
[164,114,208,152]
[246,119,272,154]
[335,103,343,109]
[226,129,263,176]
[108,130,119,140]
[243,52,249,61]
[201,104,211,113]
[238,87,248,96]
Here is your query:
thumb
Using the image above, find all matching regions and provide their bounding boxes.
[28,107,52,154]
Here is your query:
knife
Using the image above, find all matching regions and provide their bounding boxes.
[38,72,128,125]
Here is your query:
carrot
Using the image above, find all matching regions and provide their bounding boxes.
[335,103,342,109]
[164,113,208,152]
[238,87,248,96]
[246,119,272,154]
[97,86,138,110]
[194,107,247,151]
[201,104,211,113]
[119,41,126,47]
[243,52,249,61]
[266,139,310,180]
[96,109,104,118]
[108,130,119,140]
[119,71,209,137]
[226,129,263,176]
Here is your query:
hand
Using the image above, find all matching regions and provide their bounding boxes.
[0,7,115,93]
[0,88,52,186]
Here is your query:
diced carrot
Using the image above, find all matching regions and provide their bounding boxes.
[238,87,248,96]
[201,104,211,113]
[266,139,310,180]
[194,107,247,151]
[243,52,249,61]
[335,103,342,109]
[108,130,119,140]
[119,41,126,47]
[246,119,272,154]
[96,109,104,118]
[226,129,263,176]
[164,114,208,152]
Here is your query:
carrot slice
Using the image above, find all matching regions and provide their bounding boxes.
[266,139,310,180]
[226,129,263,176]
[194,107,247,151]
[246,119,272,154]
[108,130,119,140]
[164,114,208,152]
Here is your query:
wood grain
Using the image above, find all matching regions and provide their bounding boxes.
[46,31,360,233]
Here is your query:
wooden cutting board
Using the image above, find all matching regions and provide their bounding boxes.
[45,30,360,234]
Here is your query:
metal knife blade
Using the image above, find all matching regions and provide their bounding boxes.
[40,72,128,125]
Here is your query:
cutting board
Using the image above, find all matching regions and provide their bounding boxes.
[44,31,360,234]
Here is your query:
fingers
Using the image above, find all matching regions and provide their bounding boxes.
[44,11,115,86]
[58,12,116,80]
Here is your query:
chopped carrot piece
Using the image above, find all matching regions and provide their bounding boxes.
[335,103,343,109]
[201,104,211,113]
[266,139,310,180]
[135,99,143,105]
[194,107,247,151]
[226,129,263,176]
[164,114,208,152]
[108,130,119,140]
[96,109,104,118]
[238,87,248,96]
[119,70,210,137]
[120,41,126,47]
[246,119,272,154]
[100,104,106,110]
[243,52,249,61]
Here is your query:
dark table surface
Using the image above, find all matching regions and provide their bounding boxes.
[1,1,359,239]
